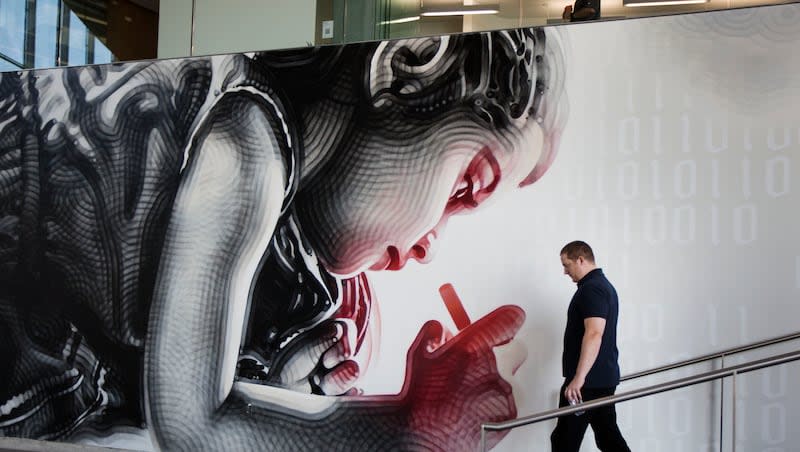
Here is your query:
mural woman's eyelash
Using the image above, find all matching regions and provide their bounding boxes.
[450,178,469,198]
[447,148,502,213]
[460,176,480,208]
[446,174,476,211]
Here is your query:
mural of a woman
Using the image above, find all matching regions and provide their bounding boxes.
[0,27,566,450]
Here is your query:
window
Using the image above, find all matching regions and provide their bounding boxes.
[67,9,87,66]
[0,0,116,71]
[35,0,58,67]
[93,36,112,64]
[0,0,26,67]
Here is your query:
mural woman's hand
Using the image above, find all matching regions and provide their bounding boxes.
[399,305,526,450]
[264,319,361,395]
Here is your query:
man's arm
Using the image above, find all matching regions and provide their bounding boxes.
[564,317,606,402]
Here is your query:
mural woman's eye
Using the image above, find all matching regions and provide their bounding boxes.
[448,177,478,210]
[446,147,501,214]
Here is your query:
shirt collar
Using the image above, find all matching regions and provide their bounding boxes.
[577,268,603,287]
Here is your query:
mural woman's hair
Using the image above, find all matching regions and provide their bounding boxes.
[255,27,567,186]
[365,27,568,186]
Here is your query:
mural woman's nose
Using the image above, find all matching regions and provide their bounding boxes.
[411,213,452,265]
[410,229,439,264]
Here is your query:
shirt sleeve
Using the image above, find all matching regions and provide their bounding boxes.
[578,286,610,319]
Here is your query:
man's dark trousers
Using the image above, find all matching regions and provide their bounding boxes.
[550,383,631,452]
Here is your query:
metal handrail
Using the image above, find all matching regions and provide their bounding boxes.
[616,330,800,452]
[480,349,800,450]
[620,330,800,382]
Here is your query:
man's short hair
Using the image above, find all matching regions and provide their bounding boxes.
[560,240,595,262]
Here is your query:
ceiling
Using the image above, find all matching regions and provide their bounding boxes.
[400,0,793,25]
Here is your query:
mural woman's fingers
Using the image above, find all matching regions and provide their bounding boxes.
[274,322,344,385]
[458,305,526,352]
[322,334,352,369]
[408,320,447,357]
[317,360,360,395]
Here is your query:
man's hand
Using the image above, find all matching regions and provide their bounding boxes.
[562,5,573,20]
[564,375,585,403]
[397,305,526,451]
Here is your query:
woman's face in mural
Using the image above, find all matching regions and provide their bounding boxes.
[298,114,546,277]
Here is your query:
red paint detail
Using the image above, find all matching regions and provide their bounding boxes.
[393,305,527,450]
[373,146,503,274]
[445,146,501,216]
[438,283,471,331]
[385,246,402,271]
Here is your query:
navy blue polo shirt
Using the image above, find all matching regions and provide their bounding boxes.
[562,268,621,388]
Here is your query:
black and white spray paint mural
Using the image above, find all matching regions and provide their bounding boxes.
[4,3,800,451]
[0,28,566,450]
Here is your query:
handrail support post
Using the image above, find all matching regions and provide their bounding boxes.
[732,370,737,452]
[720,353,725,452]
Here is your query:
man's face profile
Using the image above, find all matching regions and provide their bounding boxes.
[561,254,585,283]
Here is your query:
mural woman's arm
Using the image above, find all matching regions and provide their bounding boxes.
[143,90,405,450]
[143,89,301,448]
[144,90,522,451]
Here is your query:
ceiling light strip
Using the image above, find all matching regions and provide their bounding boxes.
[421,9,499,16]
[624,0,707,6]
[380,15,421,24]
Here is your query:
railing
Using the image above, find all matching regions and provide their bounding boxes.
[480,349,800,452]
[479,331,800,452]
[619,330,800,452]
[620,330,800,382]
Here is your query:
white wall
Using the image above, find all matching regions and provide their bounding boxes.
[158,0,316,59]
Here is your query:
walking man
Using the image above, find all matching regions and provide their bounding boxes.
[551,241,631,452]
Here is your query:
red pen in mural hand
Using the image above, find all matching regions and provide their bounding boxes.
[439,282,472,331]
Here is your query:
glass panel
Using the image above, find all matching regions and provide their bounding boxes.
[35,0,59,68]
[386,0,422,39]
[0,56,21,72]
[67,9,87,66]
[0,0,26,64]
[93,36,112,64]
[326,0,800,46]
